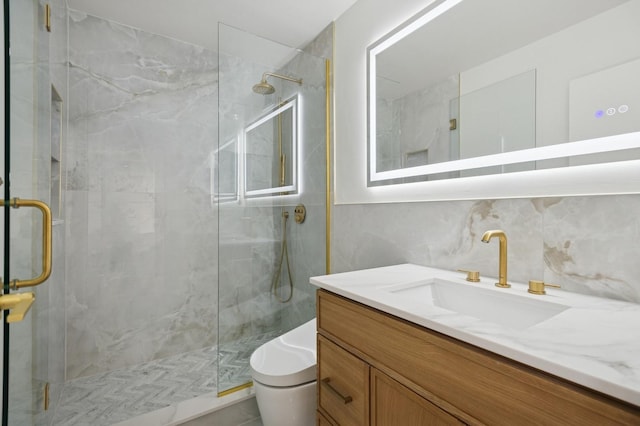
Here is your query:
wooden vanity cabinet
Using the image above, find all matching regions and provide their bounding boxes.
[316,289,640,425]
[318,334,457,426]
[318,335,369,425]
[370,368,463,425]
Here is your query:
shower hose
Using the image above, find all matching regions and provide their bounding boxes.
[271,209,294,302]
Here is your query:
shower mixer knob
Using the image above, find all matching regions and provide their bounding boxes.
[294,204,306,224]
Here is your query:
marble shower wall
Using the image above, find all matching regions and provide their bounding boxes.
[217,24,328,389]
[217,25,285,347]
[280,24,334,332]
[217,35,327,337]
[332,194,640,304]
[66,11,218,379]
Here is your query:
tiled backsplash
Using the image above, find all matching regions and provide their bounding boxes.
[332,194,640,303]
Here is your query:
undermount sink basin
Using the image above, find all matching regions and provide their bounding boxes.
[386,278,569,330]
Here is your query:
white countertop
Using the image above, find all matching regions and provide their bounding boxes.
[310,263,640,406]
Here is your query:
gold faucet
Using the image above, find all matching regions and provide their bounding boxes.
[481,230,511,288]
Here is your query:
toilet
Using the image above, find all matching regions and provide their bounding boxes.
[250,318,317,426]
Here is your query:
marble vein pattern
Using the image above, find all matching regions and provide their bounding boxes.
[311,264,640,406]
[216,23,327,390]
[66,11,219,379]
[332,194,640,303]
[63,13,328,402]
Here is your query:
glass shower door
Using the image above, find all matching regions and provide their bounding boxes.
[217,23,328,394]
[2,0,55,424]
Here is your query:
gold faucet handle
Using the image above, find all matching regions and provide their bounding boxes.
[458,269,480,282]
[0,292,36,323]
[528,280,561,295]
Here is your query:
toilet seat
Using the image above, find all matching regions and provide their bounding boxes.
[250,318,317,387]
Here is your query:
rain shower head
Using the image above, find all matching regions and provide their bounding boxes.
[252,79,276,95]
[252,72,302,95]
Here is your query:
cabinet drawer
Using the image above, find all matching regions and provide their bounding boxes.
[371,368,463,426]
[318,335,369,425]
[318,289,640,425]
[317,410,334,426]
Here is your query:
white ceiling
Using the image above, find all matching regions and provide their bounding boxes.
[376,0,628,100]
[67,0,358,51]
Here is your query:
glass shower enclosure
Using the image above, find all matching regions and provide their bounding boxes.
[2,0,66,424]
[216,23,328,394]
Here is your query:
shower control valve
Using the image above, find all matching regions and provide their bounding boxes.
[294,204,306,224]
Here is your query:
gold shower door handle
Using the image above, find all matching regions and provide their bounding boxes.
[1,198,53,289]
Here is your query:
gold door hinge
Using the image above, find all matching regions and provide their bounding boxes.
[44,382,50,411]
[45,4,51,32]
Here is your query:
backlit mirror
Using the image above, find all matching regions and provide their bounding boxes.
[244,95,298,197]
[368,0,640,185]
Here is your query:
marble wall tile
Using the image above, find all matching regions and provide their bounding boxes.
[278,35,331,330]
[303,23,333,59]
[216,24,328,390]
[542,195,640,302]
[66,12,218,379]
[65,15,328,391]
[332,194,640,304]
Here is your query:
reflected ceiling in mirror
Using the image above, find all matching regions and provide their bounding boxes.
[367,0,640,185]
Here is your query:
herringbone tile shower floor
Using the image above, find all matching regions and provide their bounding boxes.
[51,346,216,425]
[51,332,277,426]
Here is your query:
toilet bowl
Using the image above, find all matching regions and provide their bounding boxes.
[250,318,317,426]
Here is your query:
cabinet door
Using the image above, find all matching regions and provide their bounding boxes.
[371,369,463,426]
[318,335,369,425]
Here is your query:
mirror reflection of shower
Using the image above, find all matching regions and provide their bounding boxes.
[252,72,303,95]
[244,94,299,197]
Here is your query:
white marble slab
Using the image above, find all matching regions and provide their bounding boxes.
[311,263,640,406]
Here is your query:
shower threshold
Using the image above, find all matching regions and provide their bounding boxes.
[114,388,259,426]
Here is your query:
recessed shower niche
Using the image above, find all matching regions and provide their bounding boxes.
[244,95,299,198]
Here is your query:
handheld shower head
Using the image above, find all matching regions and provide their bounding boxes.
[252,72,302,95]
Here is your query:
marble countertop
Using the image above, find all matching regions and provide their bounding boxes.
[310,263,640,406]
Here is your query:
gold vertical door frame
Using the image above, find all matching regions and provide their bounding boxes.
[325,58,331,275]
